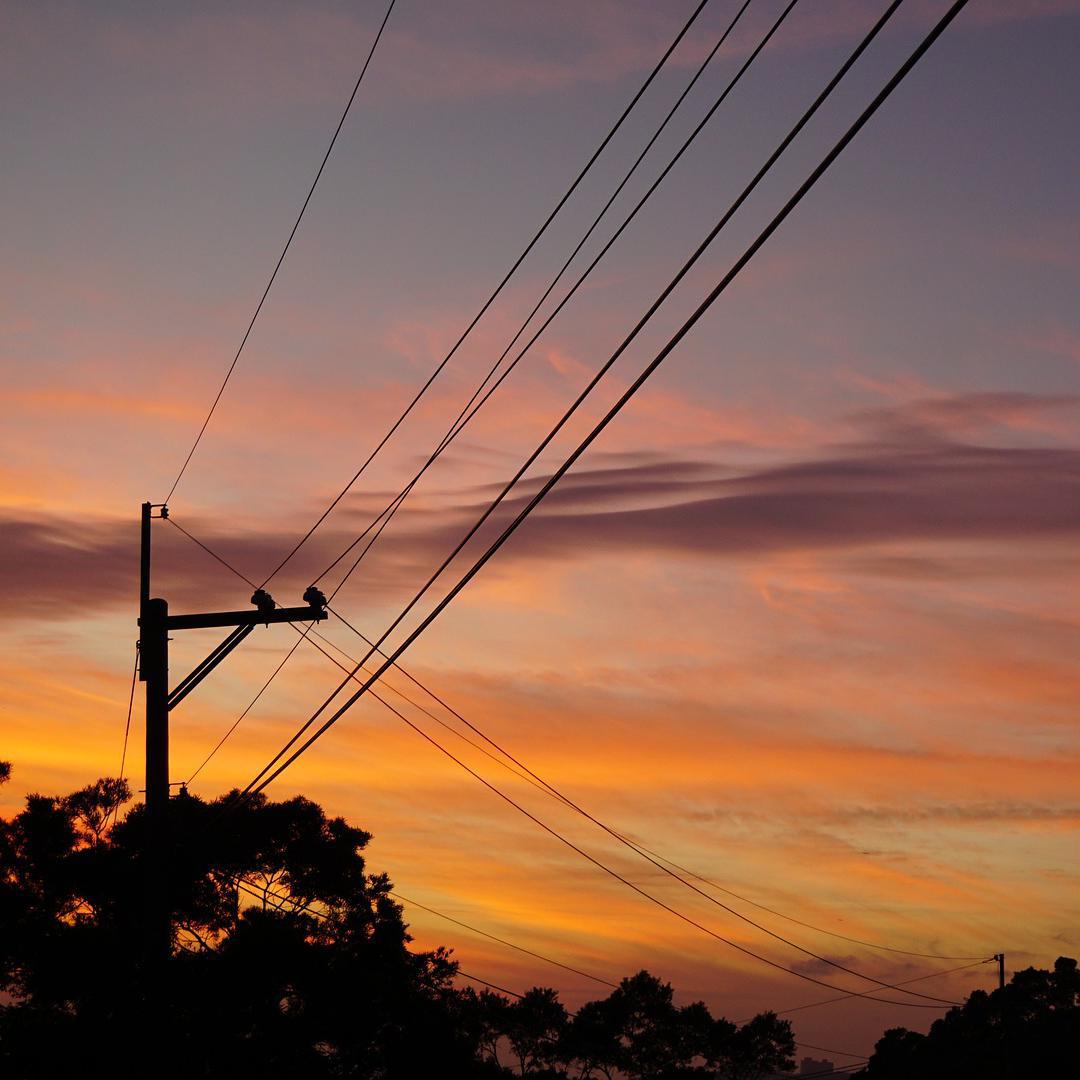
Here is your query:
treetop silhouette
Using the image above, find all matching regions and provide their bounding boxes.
[0,766,794,1079]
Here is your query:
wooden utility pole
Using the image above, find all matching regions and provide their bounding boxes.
[136,501,328,1002]
[996,952,1006,991]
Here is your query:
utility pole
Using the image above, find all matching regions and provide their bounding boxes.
[139,503,169,984]
[136,501,327,1007]
[995,952,1006,991]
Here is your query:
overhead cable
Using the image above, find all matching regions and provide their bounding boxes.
[246,0,968,800]
[257,0,716,585]
[179,0,782,778]
[309,0,792,593]
[170,498,980,983]
[739,958,994,1022]
[171,522,973,1006]
[196,586,963,1006]
[235,713,955,1005]
[109,642,140,828]
[232,875,614,988]
[164,0,398,502]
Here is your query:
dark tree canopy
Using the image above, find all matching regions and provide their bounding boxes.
[0,768,477,1078]
[859,956,1080,1079]
[0,768,793,1079]
[460,969,794,1079]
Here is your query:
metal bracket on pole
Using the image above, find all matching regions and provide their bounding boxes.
[167,623,256,711]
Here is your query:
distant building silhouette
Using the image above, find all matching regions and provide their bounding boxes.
[800,1057,836,1076]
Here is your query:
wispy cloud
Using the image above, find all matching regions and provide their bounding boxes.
[6,391,1080,623]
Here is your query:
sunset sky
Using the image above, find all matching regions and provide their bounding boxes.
[3,0,1080,1060]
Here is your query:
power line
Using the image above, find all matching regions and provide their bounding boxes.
[117,642,139,781]
[322,607,986,968]
[163,0,397,502]
[169,513,557,787]
[301,614,961,1005]
[169,520,981,1012]
[165,516,329,784]
[231,875,614,988]
[166,0,980,989]
[221,707,971,1070]
[238,0,849,795]
[110,642,140,828]
[249,639,959,1006]
[185,629,312,784]
[745,959,993,1023]
[170,516,984,981]
[309,0,792,594]
[236,878,888,1055]
[796,1041,868,1062]
[628,847,989,963]
[170,514,548,784]
[205,0,781,739]
[237,879,978,1042]
[293,682,954,1002]
[391,890,618,989]
[178,587,961,1007]
[306,653,956,1003]
[456,970,526,1000]
[453,982,874,1070]
[245,0,970,805]
[168,516,257,587]
[183,0,808,789]
[786,1067,863,1080]
[257,0,716,586]
[236,718,953,1009]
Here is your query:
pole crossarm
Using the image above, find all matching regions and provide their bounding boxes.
[154,606,327,631]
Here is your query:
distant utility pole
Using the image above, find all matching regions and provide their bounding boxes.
[137,501,327,993]
[995,953,1006,990]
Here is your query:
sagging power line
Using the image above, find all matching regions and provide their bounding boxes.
[225,1,978,995]
[191,0,793,770]
[243,0,961,803]
[162,530,965,1008]
[307,0,795,596]
[257,0,718,586]
[170,516,990,972]
[139,0,984,1029]
[154,0,989,993]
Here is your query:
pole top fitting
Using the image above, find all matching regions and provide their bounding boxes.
[303,585,328,610]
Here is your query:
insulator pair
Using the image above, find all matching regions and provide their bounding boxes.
[303,585,328,609]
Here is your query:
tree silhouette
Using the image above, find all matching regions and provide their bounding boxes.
[505,987,570,1075]
[859,956,1080,1078]
[463,968,794,1079]
[602,969,712,1078]
[559,995,624,1078]
[0,769,795,1079]
[0,770,480,1077]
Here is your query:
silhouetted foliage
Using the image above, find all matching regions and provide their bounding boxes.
[0,776,477,1078]
[0,771,794,1080]
[464,969,794,1079]
[859,957,1080,1079]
